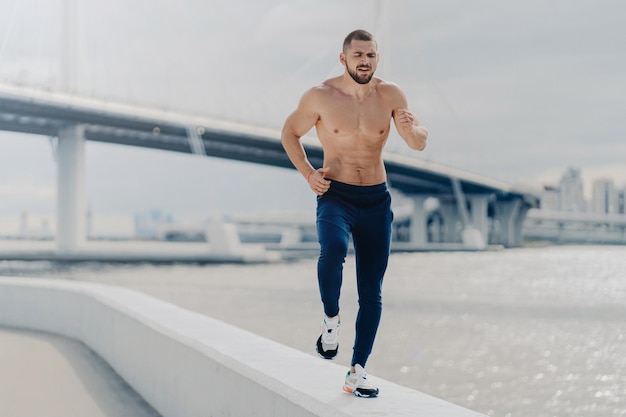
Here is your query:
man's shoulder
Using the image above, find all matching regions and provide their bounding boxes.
[375,78,406,106]
[315,77,343,94]
[301,78,341,102]
[375,78,402,94]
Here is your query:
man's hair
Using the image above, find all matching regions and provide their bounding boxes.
[342,29,377,53]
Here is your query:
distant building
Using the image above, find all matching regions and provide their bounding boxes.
[527,168,626,244]
[591,179,616,214]
[559,168,586,212]
[618,188,626,214]
[134,209,174,239]
[19,211,29,237]
[15,211,54,239]
[540,185,560,210]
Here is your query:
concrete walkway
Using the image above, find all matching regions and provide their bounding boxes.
[0,326,161,417]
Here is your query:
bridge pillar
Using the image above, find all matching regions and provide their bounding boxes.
[450,178,486,249]
[56,124,86,253]
[494,199,529,247]
[432,196,490,248]
[408,195,429,246]
[467,194,490,247]
[207,222,242,256]
[438,200,462,243]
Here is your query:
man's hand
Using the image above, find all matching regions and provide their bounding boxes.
[308,168,331,195]
[396,109,417,135]
[395,109,428,151]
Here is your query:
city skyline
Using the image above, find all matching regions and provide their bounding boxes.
[541,167,625,214]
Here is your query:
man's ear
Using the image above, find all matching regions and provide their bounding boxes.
[339,52,346,66]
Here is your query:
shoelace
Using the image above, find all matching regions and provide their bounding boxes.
[355,371,376,389]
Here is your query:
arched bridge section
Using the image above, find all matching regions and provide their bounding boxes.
[0,83,539,251]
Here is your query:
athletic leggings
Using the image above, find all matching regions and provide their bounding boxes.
[316,180,393,367]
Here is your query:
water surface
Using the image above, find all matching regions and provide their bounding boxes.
[2,245,625,417]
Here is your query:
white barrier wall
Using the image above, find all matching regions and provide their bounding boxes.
[0,277,486,417]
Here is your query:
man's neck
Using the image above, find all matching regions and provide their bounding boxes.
[341,73,376,99]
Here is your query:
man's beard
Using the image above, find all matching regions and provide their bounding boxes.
[347,66,374,85]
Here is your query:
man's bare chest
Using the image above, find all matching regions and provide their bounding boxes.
[318,98,391,138]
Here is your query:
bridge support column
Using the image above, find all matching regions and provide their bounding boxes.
[438,200,461,243]
[494,199,529,247]
[468,194,490,247]
[207,222,242,256]
[56,124,86,253]
[451,178,486,249]
[408,195,429,246]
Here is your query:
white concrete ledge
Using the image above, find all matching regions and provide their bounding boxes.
[0,277,486,417]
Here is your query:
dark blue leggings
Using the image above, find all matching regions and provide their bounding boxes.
[316,180,393,367]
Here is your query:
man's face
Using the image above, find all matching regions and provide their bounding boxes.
[342,40,379,85]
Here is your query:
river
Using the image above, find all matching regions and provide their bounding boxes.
[1,244,625,417]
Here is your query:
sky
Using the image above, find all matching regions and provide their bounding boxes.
[0,0,625,235]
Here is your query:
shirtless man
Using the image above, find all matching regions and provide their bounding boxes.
[281,29,428,397]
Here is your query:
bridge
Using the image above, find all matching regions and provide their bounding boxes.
[0,82,539,254]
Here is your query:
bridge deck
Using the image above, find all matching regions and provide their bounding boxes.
[0,83,539,205]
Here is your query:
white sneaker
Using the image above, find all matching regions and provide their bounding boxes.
[315,315,339,360]
[343,364,379,398]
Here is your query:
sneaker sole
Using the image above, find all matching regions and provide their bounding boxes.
[343,386,379,398]
[315,335,338,360]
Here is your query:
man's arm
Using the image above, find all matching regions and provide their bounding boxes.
[390,86,428,151]
[281,90,319,179]
[281,89,331,195]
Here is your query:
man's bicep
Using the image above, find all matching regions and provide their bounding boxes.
[390,85,409,119]
[286,96,319,138]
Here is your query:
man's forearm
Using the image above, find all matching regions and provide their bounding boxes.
[404,125,428,151]
[281,135,316,179]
